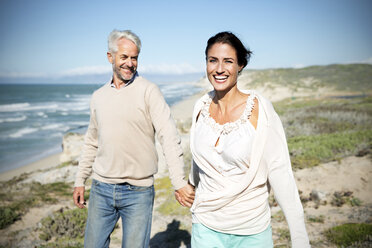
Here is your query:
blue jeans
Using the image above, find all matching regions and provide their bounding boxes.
[84,179,155,248]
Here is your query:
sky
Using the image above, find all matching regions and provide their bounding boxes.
[0,0,371,81]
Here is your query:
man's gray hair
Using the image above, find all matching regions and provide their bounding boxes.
[108,29,142,54]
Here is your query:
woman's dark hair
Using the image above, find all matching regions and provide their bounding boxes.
[205,31,252,70]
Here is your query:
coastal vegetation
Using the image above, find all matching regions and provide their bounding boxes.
[0,63,371,247]
[324,223,372,247]
[275,96,372,169]
[0,179,72,229]
[244,64,372,92]
[155,177,190,216]
[38,207,87,247]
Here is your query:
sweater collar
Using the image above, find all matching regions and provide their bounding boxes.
[110,71,139,89]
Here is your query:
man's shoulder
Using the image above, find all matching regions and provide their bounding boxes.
[132,76,161,96]
[92,82,110,97]
[134,76,157,88]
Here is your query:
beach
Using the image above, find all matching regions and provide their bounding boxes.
[1,71,371,247]
[0,153,61,182]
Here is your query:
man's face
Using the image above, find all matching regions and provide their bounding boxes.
[108,38,139,83]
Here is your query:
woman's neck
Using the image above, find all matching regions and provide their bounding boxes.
[213,85,246,113]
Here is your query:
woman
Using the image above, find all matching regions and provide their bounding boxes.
[187,32,310,247]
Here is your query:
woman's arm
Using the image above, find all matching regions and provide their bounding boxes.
[266,111,311,247]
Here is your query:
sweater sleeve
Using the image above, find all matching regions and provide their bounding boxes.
[146,84,187,190]
[188,96,204,187]
[265,107,310,247]
[74,96,98,187]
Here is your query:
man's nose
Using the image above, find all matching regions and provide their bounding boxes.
[126,58,133,67]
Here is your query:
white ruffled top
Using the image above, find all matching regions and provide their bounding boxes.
[201,91,257,135]
[191,91,268,226]
[189,90,310,247]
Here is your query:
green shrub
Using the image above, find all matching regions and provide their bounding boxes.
[307,215,325,223]
[0,206,20,229]
[154,177,173,198]
[39,239,84,248]
[272,210,285,222]
[349,197,362,207]
[39,208,87,242]
[288,130,372,169]
[246,64,372,91]
[154,177,190,216]
[0,181,74,229]
[276,228,290,241]
[324,223,372,247]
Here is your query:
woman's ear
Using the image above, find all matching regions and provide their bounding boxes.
[238,64,244,74]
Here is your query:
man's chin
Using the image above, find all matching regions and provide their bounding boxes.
[119,73,133,82]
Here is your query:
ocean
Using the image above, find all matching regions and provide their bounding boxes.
[0,81,202,173]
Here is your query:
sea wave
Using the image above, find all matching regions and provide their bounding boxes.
[36,112,48,118]
[0,115,27,123]
[59,102,89,112]
[0,103,30,112]
[0,102,59,112]
[41,123,70,132]
[9,127,38,138]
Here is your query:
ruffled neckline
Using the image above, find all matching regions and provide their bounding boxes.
[200,90,257,135]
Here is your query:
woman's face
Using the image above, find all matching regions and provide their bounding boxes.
[206,42,243,93]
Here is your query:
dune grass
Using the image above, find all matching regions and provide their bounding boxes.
[155,176,190,216]
[274,96,372,169]
[324,223,372,247]
[288,130,372,169]
[245,64,372,92]
[0,180,73,229]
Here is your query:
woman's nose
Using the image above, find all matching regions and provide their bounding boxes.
[216,62,224,73]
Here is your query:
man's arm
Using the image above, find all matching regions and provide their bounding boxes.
[73,98,98,208]
[146,84,196,206]
[146,84,187,189]
[73,186,86,208]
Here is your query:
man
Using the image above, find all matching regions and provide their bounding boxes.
[73,29,194,248]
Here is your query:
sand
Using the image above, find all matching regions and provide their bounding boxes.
[1,81,371,247]
[0,152,62,182]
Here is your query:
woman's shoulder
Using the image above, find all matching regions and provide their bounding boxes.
[239,89,272,107]
[191,91,214,120]
[194,91,213,107]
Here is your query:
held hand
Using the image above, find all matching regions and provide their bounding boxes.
[175,183,195,208]
[73,186,86,209]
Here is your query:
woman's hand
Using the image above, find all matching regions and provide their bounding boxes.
[175,183,195,208]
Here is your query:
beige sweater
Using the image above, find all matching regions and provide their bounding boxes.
[74,76,187,190]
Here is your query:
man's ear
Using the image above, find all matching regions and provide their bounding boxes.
[107,52,114,64]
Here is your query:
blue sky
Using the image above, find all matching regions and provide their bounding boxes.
[0,0,371,80]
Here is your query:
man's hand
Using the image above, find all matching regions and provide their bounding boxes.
[175,183,195,208]
[73,186,86,209]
